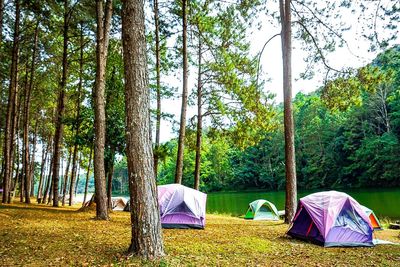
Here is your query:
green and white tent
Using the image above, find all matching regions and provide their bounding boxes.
[244,199,279,221]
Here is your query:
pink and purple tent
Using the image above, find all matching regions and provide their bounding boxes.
[158,184,207,229]
[288,191,374,247]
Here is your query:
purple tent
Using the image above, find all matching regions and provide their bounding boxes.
[158,184,207,229]
[288,191,374,247]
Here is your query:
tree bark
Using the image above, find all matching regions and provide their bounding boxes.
[122,0,164,259]
[62,147,72,206]
[52,0,69,207]
[153,0,161,177]
[74,153,81,195]
[194,37,202,191]
[82,147,93,206]
[280,0,297,224]
[29,121,38,197]
[106,148,115,210]
[2,0,20,204]
[93,0,113,220]
[37,137,50,202]
[175,0,188,184]
[0,0,4,45]
[69,21,84,206]
[42,155,53,204]
[22,20,39,204]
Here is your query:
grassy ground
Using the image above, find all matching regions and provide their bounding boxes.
[0,202,399,266]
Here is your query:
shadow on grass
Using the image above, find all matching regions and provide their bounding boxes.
[0,203,78,215]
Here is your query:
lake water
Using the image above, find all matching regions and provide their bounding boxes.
[206,188,400,220]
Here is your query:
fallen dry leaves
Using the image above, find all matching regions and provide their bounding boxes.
[0,202,399,266]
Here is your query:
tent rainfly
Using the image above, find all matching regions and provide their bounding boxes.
[361,205,383,230]
[158,184,207,229]
[111,197,127,211]
[288,191,374,247]
[123,184,207,229]
[244,199,279,221]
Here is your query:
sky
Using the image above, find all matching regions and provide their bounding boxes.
[156,2,390,143]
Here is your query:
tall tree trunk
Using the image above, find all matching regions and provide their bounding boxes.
[52,0,69,207]
[62,147,72,206]
[0,0,4,88]
[82,147,93,206]
[94,0,113,220]
[175,0,188,184]
[29,121,38,197]
[153,0,161,177]
[122,0,164,259]
[23,20,39,204]
[2,0,20,204]
[69,22,84,206]
[37,138,50,202]
[0,0,4,46]
[106,148,115,210]
[74,152,81,195]
[280,0,297,224]
[42,155,53,204]
[12,92,22,203]
[194,37,202,191]
[13,131,20,202]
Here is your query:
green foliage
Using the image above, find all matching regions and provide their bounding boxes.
[155,46,400,192]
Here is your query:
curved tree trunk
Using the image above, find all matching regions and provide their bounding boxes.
[93,0,113,220]
[175,0,188,184]
[280,0,297,224]
[122,0,164,259]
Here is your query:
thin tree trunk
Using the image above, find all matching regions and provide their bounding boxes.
[175,0,188,184]
[2,0,20,204]
[62,147,72,206]
[0,0,4,90]
[69,22,84,207]
[13,135,20,202]
[0,0,4,46]
[82,147,93,206]
[52,0,69,207]
[22,20,39,203]
[36,142,49,203]
[74,152,81,195]
[29,121,38,197]
[94,0,113,220]
[122,0,164,259]
[11,89,23,203]
[36,139,49,202]
[42,155,53,204]
[280,0,297,224]
[48,172,54,205]
[194,37,202,191]
[68,143,79,205]
[153,0,161,177]
[106,149,115,210]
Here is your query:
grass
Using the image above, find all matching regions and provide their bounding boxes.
[0,202,399,266]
